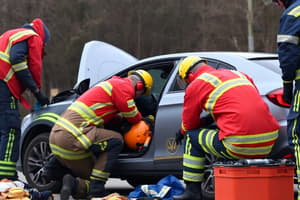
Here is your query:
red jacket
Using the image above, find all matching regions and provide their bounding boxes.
[74,76,142,126]
[181,65,279,139]
[0,19,46,108]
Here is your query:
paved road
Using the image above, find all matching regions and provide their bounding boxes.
[18,172,134,199]
[53,179,134,199]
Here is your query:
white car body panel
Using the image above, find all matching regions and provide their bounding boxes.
[76,40,138,87]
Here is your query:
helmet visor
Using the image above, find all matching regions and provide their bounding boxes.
[176,75,187,90]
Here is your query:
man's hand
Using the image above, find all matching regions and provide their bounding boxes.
[142,115,155,131]
[142,115,154,125]
[283,82,293,104]
[34,90,50,106]
[120,121,132,134]
[202,114,214,126]
[175,130,185,146]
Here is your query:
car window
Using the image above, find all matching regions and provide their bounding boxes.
[141,63,174,99]
[118,62,175,99]
[169,59,236,91]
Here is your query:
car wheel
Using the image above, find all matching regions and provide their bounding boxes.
[201,168,214,200]
[22,132,61,192]
[201,154,217,200]
[126,176,162,187]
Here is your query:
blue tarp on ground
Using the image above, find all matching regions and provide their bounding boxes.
[128,175,184,200]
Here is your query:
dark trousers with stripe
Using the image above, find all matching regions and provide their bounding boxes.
[183,128,276,182]
[183,128,231,182]
[0,80,20,180]
[287,90,300,200]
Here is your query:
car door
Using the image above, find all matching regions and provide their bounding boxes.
[153,58,237,172]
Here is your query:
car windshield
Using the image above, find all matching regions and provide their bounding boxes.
[250,59,281,75]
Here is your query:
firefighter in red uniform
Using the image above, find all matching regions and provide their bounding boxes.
[48,70,153,199]
[0,18,50,180]
[172,56,280,200]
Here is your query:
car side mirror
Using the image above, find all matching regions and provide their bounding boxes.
[75,78,90,95]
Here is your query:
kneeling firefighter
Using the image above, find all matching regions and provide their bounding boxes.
[44,70,153,199]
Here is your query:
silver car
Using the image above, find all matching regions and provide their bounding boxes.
[19,41,290,199]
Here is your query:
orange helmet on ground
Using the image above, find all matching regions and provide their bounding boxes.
[124,120,152,150]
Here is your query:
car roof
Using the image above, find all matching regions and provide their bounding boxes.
[76,41,280,94]
[134,51,281,95]
[136,51,277,64]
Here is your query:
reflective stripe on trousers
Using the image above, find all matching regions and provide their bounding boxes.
[0,80,20,179]
[183,128,277,182]
[287,90,300,200]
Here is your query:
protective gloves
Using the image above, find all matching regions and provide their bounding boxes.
[34,90,50,106]
[119,120,132,134]
[142,115,154,125]
[175,130,185,146]
[142,115,155,131]
[202,114,214,126]
[283,82,293,104]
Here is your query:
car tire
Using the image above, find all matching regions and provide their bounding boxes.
[22,132,61,192]
[126,176,162,187]
[201,154,218,200]
[201,168,214,200]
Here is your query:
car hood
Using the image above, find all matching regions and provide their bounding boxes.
[76,40,138,87]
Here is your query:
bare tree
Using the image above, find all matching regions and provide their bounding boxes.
[1,0,281,116]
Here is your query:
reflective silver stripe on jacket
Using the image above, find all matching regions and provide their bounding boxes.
[97,81,112,96]
[68,101,103,126]
[288,5,300,17]
[205,78,254,112]
[197,73,222,87]
[12,61,28,72]
[0,52,10,64]
[277,34,299,45]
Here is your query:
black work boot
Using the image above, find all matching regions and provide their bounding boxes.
[42,155,69,182]
[60,174,77,200]
[87,180,106,199]
[173,181,202,200]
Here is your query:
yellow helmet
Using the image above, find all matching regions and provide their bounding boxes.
[128,69,153,96]
[124,120,152,150]
[178,56,207,81]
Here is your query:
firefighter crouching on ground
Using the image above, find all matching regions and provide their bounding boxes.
[172,56,280,200]
[48,70,153,199]
[0,18,50,180]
